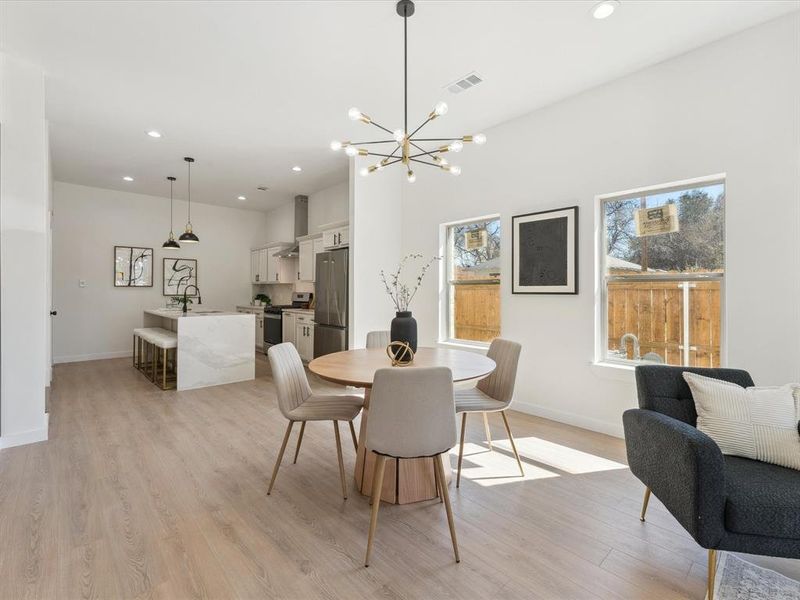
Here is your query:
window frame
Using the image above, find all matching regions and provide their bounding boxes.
[595,174,726,368]
[440,214,501,347]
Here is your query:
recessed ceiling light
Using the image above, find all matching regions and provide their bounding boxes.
[237,195,246,201]
[591,0,619,19]
[292,166,302,172]
[123,176,134,181]
[146,130,162,138]
[257,186,269,191]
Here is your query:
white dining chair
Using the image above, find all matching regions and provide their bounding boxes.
[366,330,391,349]
[455,338,524,487]
[267,343,364,499]
[364,366,459,567]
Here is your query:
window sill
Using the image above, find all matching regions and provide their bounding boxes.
[437,340,489,353]
[590,360,636,383]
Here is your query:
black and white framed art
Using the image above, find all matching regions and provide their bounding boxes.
[512,206,578,294]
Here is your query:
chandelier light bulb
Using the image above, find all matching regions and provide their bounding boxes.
[449,140,464,153]
[449,165,462,176]
[359,167,370,177]
[434,101,448,116]
[393,128,406,143]
[407,170,416,183]
[330,140,343,151]
[348,107,362,121]
[473,133,487,145]
[345,146,358,157]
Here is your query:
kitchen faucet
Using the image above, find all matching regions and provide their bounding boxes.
[619,333,641,360]
[182,285,202,314]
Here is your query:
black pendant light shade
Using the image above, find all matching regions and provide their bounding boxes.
[162,176,181,249]
[179,157,199,243]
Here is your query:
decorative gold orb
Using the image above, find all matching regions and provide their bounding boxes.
[386,341,414,366]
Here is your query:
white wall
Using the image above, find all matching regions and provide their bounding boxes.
[400,14,800,437]
[309,180,348,231]
[52,182,269,362]
[350,157,404,348]
[0,54,50,448]
[259,200,296,246]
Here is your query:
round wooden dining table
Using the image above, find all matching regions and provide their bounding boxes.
[308,347,496,504]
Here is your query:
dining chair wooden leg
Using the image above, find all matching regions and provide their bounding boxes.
[333,420,347,500]
[708,549,717,600]
[365,454,387,567]
[267,421,295,495]
[500,410,524,477]
[348,420,358,451]
[483,412,493,451]
[435,453,460,563]
[432,457,443,503]
[456,413,467,488]
[293,421,306,464]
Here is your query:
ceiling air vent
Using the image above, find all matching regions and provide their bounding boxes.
[446,71,483,94]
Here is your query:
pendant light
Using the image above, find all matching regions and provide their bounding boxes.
[330,0,485,182]
[179,156,199,243]
[162,176,180,249]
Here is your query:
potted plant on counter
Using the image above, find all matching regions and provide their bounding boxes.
[254,293,271,307]
[380,254,440,354]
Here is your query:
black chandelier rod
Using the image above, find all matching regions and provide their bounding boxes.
[404,3,408,135]
[410,158,441,168]
[409,137,463,142]
[350,140,396,145]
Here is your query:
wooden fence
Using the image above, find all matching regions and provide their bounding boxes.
[607,279,721,367]
[454,284,501,342]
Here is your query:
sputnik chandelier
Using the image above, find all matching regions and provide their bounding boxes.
[330,0,485,183]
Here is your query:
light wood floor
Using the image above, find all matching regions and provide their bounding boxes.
[0,356,796,599]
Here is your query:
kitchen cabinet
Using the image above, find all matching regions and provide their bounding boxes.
[322,225,349,249]
[260,248,271,283]
[298,239,313,282]
[250,250,261,283]
[295,314,314,362]
[282,311,296,345]
[256,315,264,350]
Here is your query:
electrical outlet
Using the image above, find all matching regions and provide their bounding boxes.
[79,280,87,288]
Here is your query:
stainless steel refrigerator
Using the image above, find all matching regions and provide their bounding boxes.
[314,248,348,357]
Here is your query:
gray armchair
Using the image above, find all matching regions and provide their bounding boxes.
[623,365,800,600]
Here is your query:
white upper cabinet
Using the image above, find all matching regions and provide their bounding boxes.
[259,248,270,283]
[250,250,260,283]
[321,223,350,249]
[298,239,314,282]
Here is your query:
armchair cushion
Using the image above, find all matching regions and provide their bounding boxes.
[724,456,800,539]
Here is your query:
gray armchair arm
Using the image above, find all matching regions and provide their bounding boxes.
[623,408,726,548]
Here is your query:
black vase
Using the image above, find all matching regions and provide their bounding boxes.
[390,311,418,354]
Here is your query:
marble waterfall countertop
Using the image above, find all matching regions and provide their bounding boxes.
[142,309,255,390]
[145,308,243,319]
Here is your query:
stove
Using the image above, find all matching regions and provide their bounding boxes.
[263,292,313,348]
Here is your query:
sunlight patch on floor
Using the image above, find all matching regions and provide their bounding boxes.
[448,442,559,487]
[493,436,628,475]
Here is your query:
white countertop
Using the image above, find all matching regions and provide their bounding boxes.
[282,308,314,315]
[235,305,266,312]
[145,308,250,320]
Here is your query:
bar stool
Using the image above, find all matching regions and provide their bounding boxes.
[149,330,178,390]
[133,327,161,376]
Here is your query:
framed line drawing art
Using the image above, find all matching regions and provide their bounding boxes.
[512,206,578,294]
[163,258,198,296]
[114,246,153,287]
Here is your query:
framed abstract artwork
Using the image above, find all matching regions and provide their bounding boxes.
[114,246,153,287]
[163,258,198,296]
[512,206,578,294]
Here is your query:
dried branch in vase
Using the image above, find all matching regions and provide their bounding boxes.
[379,254,441,312]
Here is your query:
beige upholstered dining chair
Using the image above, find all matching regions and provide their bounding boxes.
[267,343,364,499]
[365,330,391,349]
[364,367,460,567]
[455,338,524,487]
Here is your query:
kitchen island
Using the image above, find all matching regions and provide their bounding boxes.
[143,309,255,391]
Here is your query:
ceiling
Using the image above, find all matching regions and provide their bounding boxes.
[2,1,797,211]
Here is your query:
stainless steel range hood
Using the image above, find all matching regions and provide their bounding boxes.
[273,195,308,258]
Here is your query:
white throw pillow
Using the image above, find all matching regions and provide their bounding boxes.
[682,372,800,471]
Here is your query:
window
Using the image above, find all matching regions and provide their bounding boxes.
[600,178,725,367]
[444,216,501,344]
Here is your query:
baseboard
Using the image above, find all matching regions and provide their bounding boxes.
[53,350,131,364]
[512,401,625,439]
[0,413,49,449]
